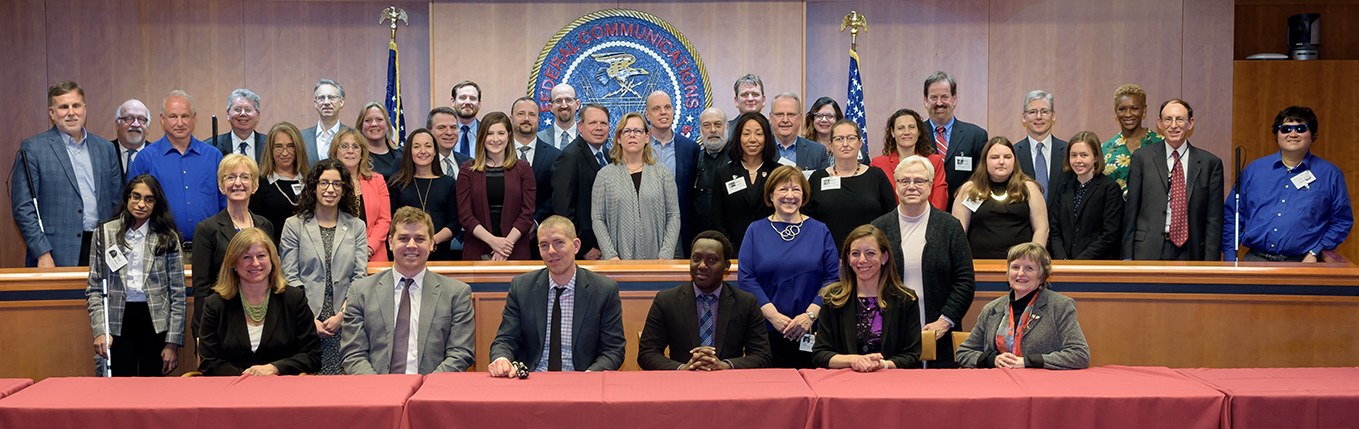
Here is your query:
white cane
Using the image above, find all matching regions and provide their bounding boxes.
[102,277,113,377]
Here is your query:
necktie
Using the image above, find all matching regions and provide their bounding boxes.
[518,145,532,163]
[699,294,715,348]
[560,131,571,149]
[125,148,137,173]
[442,157,454,177]
[1035,141,1048,200]
[1168,149,1188,247]
[595,151,608,168]
[459,125,470,157]
[935,126,948,154]
[238,142,249,157]
[390,277,413,374]
[549,286,565,371]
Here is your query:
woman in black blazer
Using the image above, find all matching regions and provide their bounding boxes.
[198,228,320,376]
[711,112,778,256]
[1048,131,1123,260]
[192,154,274,342]
[812,224,922,370]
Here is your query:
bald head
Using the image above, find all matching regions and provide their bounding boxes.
[645,90,674,134]
[698,107,729,152]
[115,99,150,148]
[550,83,580,126]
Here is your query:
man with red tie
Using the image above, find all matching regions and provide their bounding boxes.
[1122,99,1224,260]
[921,71,989,207]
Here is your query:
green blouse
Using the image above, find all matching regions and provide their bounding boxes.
[1101,130,1164,194]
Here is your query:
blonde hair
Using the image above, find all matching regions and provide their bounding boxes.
[217,153,260,189]
[330,128,373,180]
[1114,84,1147,107]
[609,112,656,164]
[539,215,577,240]
[355,102,399,151]
[212,228,286,299]
[260,121,311,180]
[820,225,915,309]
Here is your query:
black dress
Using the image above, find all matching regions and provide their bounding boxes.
[390,176,461,261]
[711,162,776,257]
[369,149,402,182]
[966,182,1035,259]
[250,177,302,245]
[805,167,897,252]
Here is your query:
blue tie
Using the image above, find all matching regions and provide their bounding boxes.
[560,131,570,149]
[1035,141,1048,200]
[699,294,715,347]
[458,125,471,157]
[595,151,608,168]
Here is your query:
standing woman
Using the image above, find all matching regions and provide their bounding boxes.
[1049,132,1123,259]
[870,109,947,210]
[389,128,460,261]
[951,137,1049,259]
[280,159,367,375]
[1100,84,1163,194]
[192,154,274,341]
[356,102,403,180]
[456,112,536,260]
[737,165,839,369]
[812,225,922,371]
[802,97,842,148]
[332,128,391,262]
[591,112,681,260]
[806,120,896,252]
[87,175,186,376]
[251,122,312,245]
[711,112,778,256]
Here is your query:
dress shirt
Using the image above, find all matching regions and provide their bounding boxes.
[315,121,341,160]
[588,143,608,167]
[925,117,957,149]
[1225,151,1354,260]
[897,207,930,327]
[61,130,99,231]
[457,119,481,158]
[515,139,536,164]
[1029,133,1053,191]
[535,270,577,372]
[123,221,150,302]
[692,283,721,331]
[231,131,255,157]
[651,133,677,176]
[120,143,146,174]
[555,123,577,150]
[1163,141,1191,234]
[127,136,225,242]
[392,268,425,375]
[439,153,461,179]
[776,138,797,165]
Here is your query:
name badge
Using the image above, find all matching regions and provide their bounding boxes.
[1290,170,1316,189]
[290,183,303,195]
[777,157,797,167]
[802,170,814,180]
[821,176,842,191]
[798,333,816,352]
[961,196,983,213]
[725,177,748,195]
[105,246,128,272]
[954,156,973,172]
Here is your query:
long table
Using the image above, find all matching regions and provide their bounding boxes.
[0,379,31,399]
[1178,367,1359,429]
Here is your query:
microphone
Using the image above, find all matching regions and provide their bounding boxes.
[18,148,44,233]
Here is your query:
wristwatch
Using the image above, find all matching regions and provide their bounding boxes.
[806,310,817,320]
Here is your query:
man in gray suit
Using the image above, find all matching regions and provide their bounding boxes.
[1012,90,1067,202]
[341,207,476,374]
[769,93,831,174]
[923,71,989,207]
[1122,99,1223,261]
[488,215,626,376]
[301,79,351,163]
[11,81,123,267]
[537,83,580,150]
[208,89,267,163]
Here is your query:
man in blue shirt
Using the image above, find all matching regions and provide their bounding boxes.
[1225,106,1352,262]
[128,90,226,243]
[769,93,830,174]
[645,90,701,256]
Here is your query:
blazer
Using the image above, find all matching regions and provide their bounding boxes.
[792,136,832,171]
[358,173,392,262]
[670,135,702,255]
[300,123,355,163]
[11,127,123,266]
[341,268,476,374]
[590,162,681,260]
[870,207,975,367]
[811,288,923,369]
[551,137,605,257]
[1013,135,1069,202]
[710,161,777,257]
[1048,174,1123,260]
[537,125,575,150]
[489,266,626,371]
[279,213,368,316]
[1121,141,1224,260]
[209,131,267,164]
[198,285,321,376]
[191,211,274,339]
[455,160,536,260]
[85,218,187,345]
[955,288,1090,370]
[934,119,989,206]
[637,282,771,370]
[524,137,562,222]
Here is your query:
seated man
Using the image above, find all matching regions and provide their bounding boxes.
[488,215,625,375]
[341,207,475,374]
[638,231,771,370]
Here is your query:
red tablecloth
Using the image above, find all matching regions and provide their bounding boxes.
[404,369,815,429]
[1178,367,1359,429]
[0,379,33,399]
[800,366,1225,429]
[0,374,421,429]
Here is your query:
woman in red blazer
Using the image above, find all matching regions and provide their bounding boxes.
[869,109,948,210]
[455,112,536,260]
[332,128,391,262]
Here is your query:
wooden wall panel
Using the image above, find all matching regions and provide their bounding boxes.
[0,0,50,268]
[1182,0,1236,180]
[1235,4,1359,61]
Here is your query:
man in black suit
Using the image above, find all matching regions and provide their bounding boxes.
[428,107,474,180]
[638,231,771,370]
[645,90,702,256]
[112,99,150,174]
[551,103,611,260]
[208,89,267,163]
[1012,90,1068,202]
[1122,99,1224,261]
[693,107,730,236]
[510,97,561,223]
[488,216,626,375]
[922,71,989,207]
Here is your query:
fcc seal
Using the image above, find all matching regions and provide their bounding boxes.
[528,9,712,139]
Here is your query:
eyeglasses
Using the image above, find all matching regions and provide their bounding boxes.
[337,143,363,150]
[117,116,149,125]
[314,95,341,102]
[317,180,343,190]
[1276,124,1310,134]
[230,107,257,115]
[551,97,577,105]
[1024,109,1053,117]
[223,174,253,183]
[272,145,296,153]
[620,128,646,137]
[813,113,838,121]
[831,135,861,144]
[1161,117,1189,126]
[896,178,930,188]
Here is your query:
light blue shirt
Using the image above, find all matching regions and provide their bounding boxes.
[535,270,577,372]
[123,221,149,302]
[776,139,797,165]
[651,133,677,175]
[925,117,957,146]
[61,129,99,231]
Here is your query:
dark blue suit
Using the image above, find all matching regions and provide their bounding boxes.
[208,131,267,164]
[669,135,701,256]
[1013,135,1069,203]
[523,137,561,223]
[10,127,123,266]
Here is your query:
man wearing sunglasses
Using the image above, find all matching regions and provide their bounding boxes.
[1224,106,1352,262]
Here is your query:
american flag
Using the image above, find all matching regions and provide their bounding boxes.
[385,40,407,146]
[846,49,867,143]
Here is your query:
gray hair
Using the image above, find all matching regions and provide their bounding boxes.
[733,74,764,97]
[923,71,957,96]
[773,92,802,111]
[226,88,261,112]
[115,99,147,121]
[1023,90,1054,113]
[314,79,345,98]
[895,154,936,182]
[162,90,195,115]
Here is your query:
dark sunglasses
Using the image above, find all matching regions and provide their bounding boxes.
[1275,124,1310,134]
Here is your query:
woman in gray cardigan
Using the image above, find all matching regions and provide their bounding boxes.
[591,112,681,260]
[956,242,1090,369]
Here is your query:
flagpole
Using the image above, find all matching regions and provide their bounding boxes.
[842,11,869,158]
[382,6,409,146]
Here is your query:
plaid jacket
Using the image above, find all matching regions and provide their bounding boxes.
[85,218,187,345]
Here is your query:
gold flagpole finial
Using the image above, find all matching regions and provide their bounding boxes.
[380,6,408,41]
[840,11,868,51]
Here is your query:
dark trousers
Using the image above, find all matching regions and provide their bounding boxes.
[111,302,169,376]
[1160,237,1189,260]
[1244,249,1307,262]
[767,332,814,369]
[79,230,93,266]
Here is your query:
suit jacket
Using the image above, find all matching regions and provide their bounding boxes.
[1048,174,1123,260]
[300,123,355,163]
[523,137,562,222]
[191,211,274,339]
[637,282,771,370]
[198,285,321,376]
[111,139,146,174]
[811,288,922,369]
[358,174,392,262]
[85,218,187,345]
[551,137,605,257]
[341,268,476,374]
[490,266,626,371]
[710,161,776,257]
[209,131,267,164]
[440,152,474,179]
[279,213,368,315]
[537,126,575,151]
[669,135,702,255]
[955,288,1090,370]
[455,160,536,260]
[10,127,123,266]
[934,119,989,206]
[793,136,832,171]
[871,207,975,367]
[591,162,681,260]
[1013,135,1069,201]
[1121,141,1224,260]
